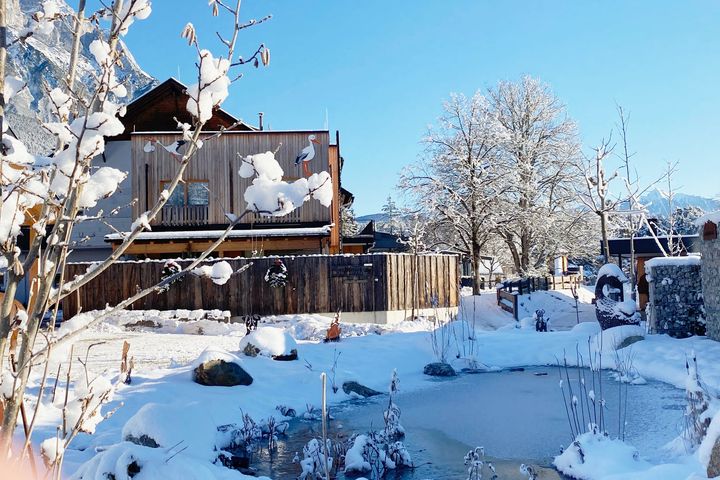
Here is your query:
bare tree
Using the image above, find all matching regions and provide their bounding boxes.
[399,92,509,293]
[576,136,620,263]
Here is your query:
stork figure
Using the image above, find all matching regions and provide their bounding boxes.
[143,137,188,162]
[295,134,320,178]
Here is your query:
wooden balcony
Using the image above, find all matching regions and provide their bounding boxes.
[160,205,209,226]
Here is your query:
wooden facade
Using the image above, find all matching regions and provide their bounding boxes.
[131,130,334,227]
[109,78,347,257]
[62,254,460,318]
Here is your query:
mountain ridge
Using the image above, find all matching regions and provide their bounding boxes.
[6,0,157,154]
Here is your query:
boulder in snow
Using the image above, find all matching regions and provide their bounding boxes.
[193,359,253,387]
[423,362,457,377]
[592,325,645,353]
[239,327,299,361]
[342,381,382,398]
[708,437,720,478]
[122,403,220,461]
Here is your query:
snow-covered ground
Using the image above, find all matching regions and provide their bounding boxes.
[16,289,720,479]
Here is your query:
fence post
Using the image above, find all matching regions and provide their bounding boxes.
[513,293,519,321]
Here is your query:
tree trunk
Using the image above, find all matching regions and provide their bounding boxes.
[600,211,611,264]
[471,246,482,295]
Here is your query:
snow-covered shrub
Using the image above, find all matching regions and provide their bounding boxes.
[464,446,495,480]
[383,369,405,440]
[683,353,715,449]
[553,432,647,480]
[297,438,334,479]
[341,371,412,479]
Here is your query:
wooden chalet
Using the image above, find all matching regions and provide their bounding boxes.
[104,78,351,258]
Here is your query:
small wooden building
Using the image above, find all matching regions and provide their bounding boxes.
[103,78,354,258]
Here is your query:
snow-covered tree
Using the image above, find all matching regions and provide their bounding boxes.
[340,205,360,237]
[380,195,404,234]
[0,0,332,473]
[490,76,587,275]
[399,92,509,293]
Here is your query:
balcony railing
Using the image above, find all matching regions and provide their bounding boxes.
[160,205,209,226]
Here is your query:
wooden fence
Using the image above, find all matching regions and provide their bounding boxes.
[496,274,584,319]
[61,253,460,318]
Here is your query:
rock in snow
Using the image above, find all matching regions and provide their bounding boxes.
[193,359,253,387]
[239,327,299,360]
[342,381,383,398]
[423,362,457,377]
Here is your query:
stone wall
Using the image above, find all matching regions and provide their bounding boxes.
[700,229,720,341]
[646,257,704,338]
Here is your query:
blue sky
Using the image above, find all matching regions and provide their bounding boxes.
[122,0,720,215]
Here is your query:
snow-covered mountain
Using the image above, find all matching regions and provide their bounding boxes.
[639,188,720,218]
[5,0,156,154]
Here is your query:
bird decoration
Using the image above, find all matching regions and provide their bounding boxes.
[294,134,320,178]
[143,137,188,162]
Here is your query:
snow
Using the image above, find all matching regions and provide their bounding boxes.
[597,263,628,281]
[592,325,645,353]
[20,290,720,480]
[192,260,234,285]
[40,436,64,463]
[130,212,152,232]
[122,402,219,461]
[699,410,720,471]
[345,434,372,473]
[695,211,720,227]
[238,327,298,357]
[191,347,244,369]
[70,441,265,480]
[186,50,230,123]
[78,167,127,208]
[239,151,284,181]
[553,432,651,479]
[645,255,702,271]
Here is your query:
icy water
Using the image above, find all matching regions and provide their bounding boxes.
[252,367,685,479]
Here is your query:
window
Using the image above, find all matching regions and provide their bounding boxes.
[161,181,210,206]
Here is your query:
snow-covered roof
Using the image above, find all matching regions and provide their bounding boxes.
[105,225,333,242]
[645,255,702,271]
[695,211,720,227]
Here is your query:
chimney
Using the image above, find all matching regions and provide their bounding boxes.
[258,112,264,131]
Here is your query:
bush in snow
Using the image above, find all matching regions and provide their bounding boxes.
[682,353,715,449]
[463,446,497,480]
[297,437,334,480]
[341,370,412,479]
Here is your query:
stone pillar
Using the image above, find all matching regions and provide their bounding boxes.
[700,220,720,341]
[646,257,704,338]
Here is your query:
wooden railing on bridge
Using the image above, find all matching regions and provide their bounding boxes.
[496,274,584,320]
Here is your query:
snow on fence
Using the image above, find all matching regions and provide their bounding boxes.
[61,253,460,320]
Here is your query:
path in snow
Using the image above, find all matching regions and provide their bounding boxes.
[461,288,597,332]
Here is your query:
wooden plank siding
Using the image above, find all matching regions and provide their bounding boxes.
[61,253,459,318]
[132,130,333,226]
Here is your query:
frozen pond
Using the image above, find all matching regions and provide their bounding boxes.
[254,367,685,479]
